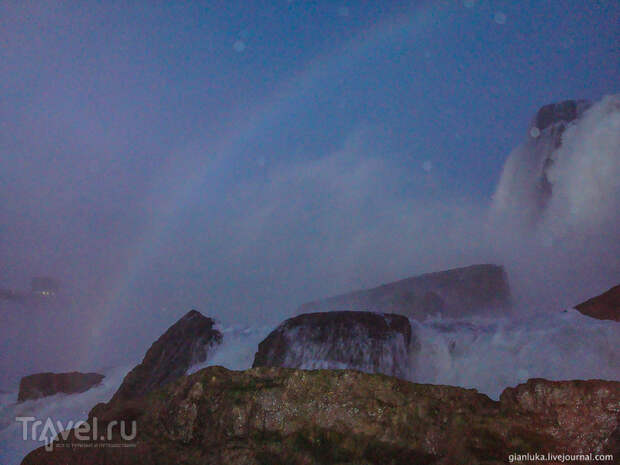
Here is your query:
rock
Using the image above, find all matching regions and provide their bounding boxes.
[533,99,590,132]
[298,264,511,320]
[575,285,620,322]
[18,372,104,402]
[109,309,222,403]
[500,378,620,456]
[490,98,595,228]
[252,311,412,378]
[21,367,620,465]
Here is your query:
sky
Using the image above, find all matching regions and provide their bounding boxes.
[0,0,619,383]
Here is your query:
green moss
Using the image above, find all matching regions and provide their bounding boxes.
[293,428,356,463]
[250,429,284,444]
[363,440,437,465]
[254,449,302,465]
[226,377,280,395]
[466,428,508,460]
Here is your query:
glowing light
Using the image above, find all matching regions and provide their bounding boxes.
[494,12,507,25]
[233,40,246,52]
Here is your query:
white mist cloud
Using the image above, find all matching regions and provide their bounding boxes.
[204,129,489,308]
[489,94,620,310]
[543,94,620,235]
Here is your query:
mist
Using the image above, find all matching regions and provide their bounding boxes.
[1,1,619,388]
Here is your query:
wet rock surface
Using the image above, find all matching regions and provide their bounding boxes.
[22,367,619,465]
[18,372,104,402]
[252,311,413,378]
[297,264,511,320]
[109,309,222,403]
[575,284,620,322]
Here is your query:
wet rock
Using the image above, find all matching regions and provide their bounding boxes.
[18,372,104,402]
[533,99,590,131]
[252,311,412,378]
[109,309,222,403]
[575,284,620,322]
[297,264,511,320]
[22,367,619,465]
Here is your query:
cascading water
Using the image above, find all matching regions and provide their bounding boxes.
[187,324,274,374]
[276,322,410,377]
[195,309,619,401]
[408,309,619,399]
[250,312,413,379]
[1,309,617,465]
[0,365,131,465]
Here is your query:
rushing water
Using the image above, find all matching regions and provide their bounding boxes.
[1,309,618,465]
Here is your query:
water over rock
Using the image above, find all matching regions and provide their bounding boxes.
[490,98,596,228]
[252,311,412,378]
[109,309,222,403]
[21,367,619,465]
[17,372,104,402]
[575,284,620,322]
[297,264,511,320]
[533,99,590,133]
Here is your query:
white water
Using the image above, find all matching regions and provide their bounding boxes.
[1,310,618,465]
[409,309,619,399]
[187,324,275,373]
[280,324,410,378]
[491,94,620,235]
[190,310,619,402]
[0,365,130,465]
[488,94,620,310]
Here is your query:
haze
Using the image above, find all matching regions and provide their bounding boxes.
[1,1,619,387]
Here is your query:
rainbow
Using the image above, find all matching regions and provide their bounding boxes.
[86,1,450,362]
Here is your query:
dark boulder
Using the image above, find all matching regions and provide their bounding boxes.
[109,309,222,403]
[18,372,104,402]
[253,311,412,378]
[532,99,590,131]
[575,285,620,322]
[297,264,511,320]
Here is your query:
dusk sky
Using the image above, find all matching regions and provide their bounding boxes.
[1,1,619,375]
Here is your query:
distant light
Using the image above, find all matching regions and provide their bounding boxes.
[422,160,433,172]
[494,12,507,25]
[530,127,541,138]
[541,234,554,248]
[562,37,575,50]
[233,40,246,53]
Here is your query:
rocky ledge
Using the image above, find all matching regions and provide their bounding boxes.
[297,264,511,320]
[110,309,222,403]
[18,372,104,402]
[575,284,620,322]
[22,367,619,465]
